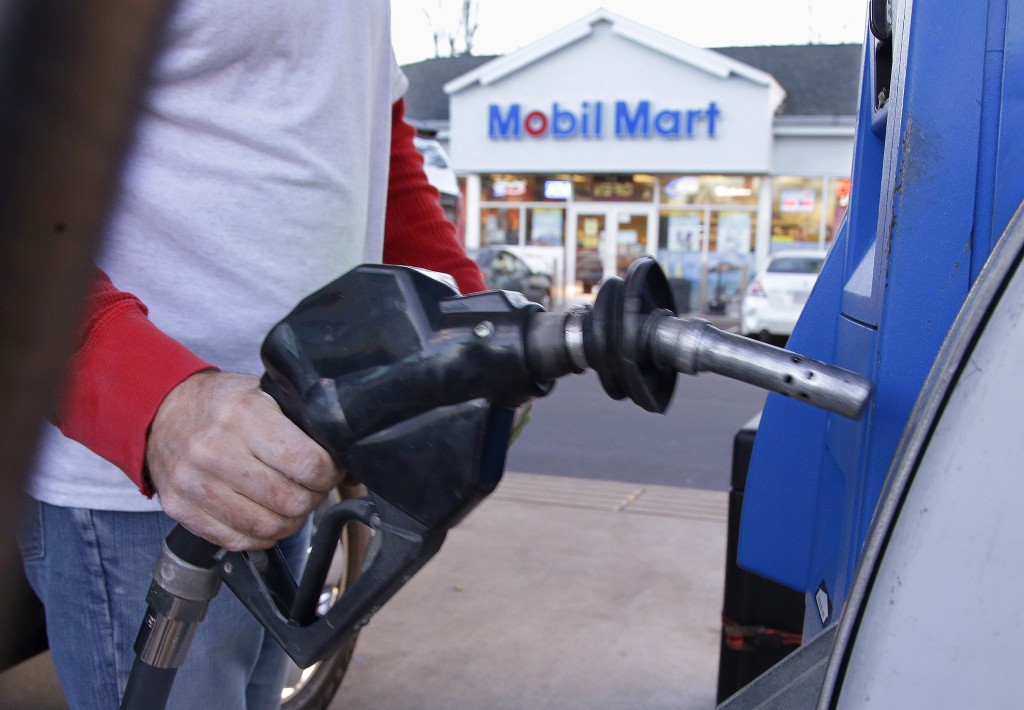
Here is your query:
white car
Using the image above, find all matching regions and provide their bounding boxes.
[413,135,460,225]
[741,250,828,341]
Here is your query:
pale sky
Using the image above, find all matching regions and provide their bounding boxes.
[391,0,868,65]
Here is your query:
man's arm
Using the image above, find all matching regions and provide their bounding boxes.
[55,271,338,550]
[383,99,487,294]
[54,271,216,488]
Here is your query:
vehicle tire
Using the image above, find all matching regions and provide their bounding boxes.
[280,480,371,710]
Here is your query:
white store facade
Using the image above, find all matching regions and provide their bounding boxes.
[426,10,857,312]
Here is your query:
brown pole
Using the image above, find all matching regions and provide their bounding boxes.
[0,0,178,661]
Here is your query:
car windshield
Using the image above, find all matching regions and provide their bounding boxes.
[767,256,825,274]
[468,249,493,266]
[414,140,449,169]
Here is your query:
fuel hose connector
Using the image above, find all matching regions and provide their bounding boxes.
[121,527,222,709]
[133,540,222,668]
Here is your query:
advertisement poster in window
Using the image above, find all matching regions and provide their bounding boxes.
[529,209,564,246]
[667,213,702,252]
[780,189,817,213]
[716,212,752,253]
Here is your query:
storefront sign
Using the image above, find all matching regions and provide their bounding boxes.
[780,189,817,213]
[491,178,528,198]
[488,100,721,140]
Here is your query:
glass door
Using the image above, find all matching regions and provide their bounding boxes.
[658,209,705,313]
[574,212,605,294]
[614,212,650,278]
[706,209,754,314]
[573,207,652,294]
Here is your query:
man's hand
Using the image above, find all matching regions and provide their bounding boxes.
[146,371,339,550]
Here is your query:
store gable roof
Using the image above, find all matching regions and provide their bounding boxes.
[713,44,862,116]
[402,54,497,128]
[443,8,780,95]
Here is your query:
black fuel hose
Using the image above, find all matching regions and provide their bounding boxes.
[120,526,223,710]
[121,660,178,710]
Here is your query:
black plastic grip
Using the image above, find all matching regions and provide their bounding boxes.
[165,524,221,569]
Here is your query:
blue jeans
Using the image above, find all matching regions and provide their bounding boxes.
[18,499,309,710]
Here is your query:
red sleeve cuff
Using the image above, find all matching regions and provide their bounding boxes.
[55,290,215,494]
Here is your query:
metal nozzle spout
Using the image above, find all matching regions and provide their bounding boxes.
[648,315,872,419]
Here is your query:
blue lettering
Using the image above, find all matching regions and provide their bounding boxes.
[489,104,521,138]
[551,103,578,138]
[705,101,720,137]
[615,100,651,137]
[686,109,702,137]
[486,100,719,140]
[654,109,683,137]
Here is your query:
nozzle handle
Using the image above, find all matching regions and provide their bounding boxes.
[218,494,444,668]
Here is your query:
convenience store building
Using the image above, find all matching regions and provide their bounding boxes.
[402,9,860,312]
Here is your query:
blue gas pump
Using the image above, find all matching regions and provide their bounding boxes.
[738,0,1024,638]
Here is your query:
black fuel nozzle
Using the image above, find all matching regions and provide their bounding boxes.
[214,258,871,670]
[218,265,553,667]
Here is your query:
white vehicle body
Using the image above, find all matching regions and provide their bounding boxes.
[413,135,460,225]
[740,250,828,339]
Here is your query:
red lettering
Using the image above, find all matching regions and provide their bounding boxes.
[524,111,548,136]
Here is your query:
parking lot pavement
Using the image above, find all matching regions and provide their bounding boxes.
[331,472,728,710]
[0,473,729,710]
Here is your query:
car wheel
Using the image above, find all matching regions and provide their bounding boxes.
[280,480,370,710]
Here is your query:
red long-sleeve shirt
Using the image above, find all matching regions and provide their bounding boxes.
[54,100,485,493]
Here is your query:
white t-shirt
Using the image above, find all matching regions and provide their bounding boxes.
[30,0,409,511]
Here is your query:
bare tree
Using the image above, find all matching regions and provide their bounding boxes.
[458,0,479,55]
[421,0,478,57]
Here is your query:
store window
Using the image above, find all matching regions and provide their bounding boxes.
[707,210,754,314]
[709,210,755,254]
[526,207,565,247]
[614,213,649,278]
[655,205,755,314]
[480,173,574,248]
[771,176,824,251]
[826,178,851,242]
[482,175,534,202]
[573,174,656,202]
[659,175,761,206]
[481,207,520,245]
[481,174,575,203]
[657,210,703,312]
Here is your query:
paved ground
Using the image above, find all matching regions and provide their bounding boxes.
[0,472,729,709]
[330,473,727,709]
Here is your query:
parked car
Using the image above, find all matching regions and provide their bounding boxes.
[469,248,553,309]
[413,134,460,225]
[741,249,828,341]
